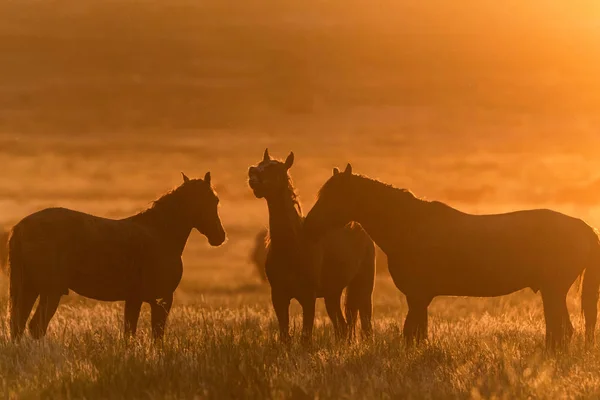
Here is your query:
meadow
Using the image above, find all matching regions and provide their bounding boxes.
[2,0,600,398]
[2,132,600,399]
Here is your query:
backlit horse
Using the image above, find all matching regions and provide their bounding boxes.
[248,150,376,344]
[304,164,600,350]
[8,172,226,341]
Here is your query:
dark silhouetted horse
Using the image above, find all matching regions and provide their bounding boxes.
[304,164,600,350]
[8,172,226,341]
[248,149,375,344]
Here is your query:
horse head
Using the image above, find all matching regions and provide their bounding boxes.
[248,148,295,200]
[179,172,226,246]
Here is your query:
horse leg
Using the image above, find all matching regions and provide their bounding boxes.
[584,290,598,347]
[150,293,173,341]
[345,255,375,341]
[563,305,574,344]
[124,299,143,339]
[404,296,431,346]
[344,295,359,341]
[271,290,291,344]
[358,295,373,340]
[299,295,316,346]
[541,289,571,351]
[324,291,347,340]
[10,284,38,341]
[28,293,61,339]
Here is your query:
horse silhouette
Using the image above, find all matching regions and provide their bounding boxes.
[248,149,375,344]
[304,164,600,350]
[8,172,226,341]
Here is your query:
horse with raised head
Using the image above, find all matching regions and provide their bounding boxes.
[248,149,376,344]
[304,164,600,350]
[8,172,226,341]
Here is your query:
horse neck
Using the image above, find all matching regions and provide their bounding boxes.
[349,179,430,254]
[130,197,193,257]
[265,186,304,250]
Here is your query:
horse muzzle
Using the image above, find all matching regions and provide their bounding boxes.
[208,231,227,247]
[248,170,265,198]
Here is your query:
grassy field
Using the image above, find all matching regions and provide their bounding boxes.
[2,133,600,399]
[2,0,600,398]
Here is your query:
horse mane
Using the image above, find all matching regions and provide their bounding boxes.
[318,173,417,202]
[318,172,459,218]
[286,173,303,216]
[138,186,184,215]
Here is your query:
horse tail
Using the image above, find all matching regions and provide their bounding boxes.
[582,233,600,347]
[8,224,26,340]
[0,231,8,275]
[344,239,376,339]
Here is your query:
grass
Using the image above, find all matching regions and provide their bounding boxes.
[1,132,600,398]
[2,281,600,399]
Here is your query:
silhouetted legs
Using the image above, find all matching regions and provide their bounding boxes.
[345,266,375,341]
[272,290,291,344]
[584,291,598,347]
[10,285,39,341]
[541,289,573,351]
[359,295,373,339]
[151,293,173,340]
[346,304,359,340]
[324,291,347,340]
[29,293,61,339]
[404,296,432,346]
[299,295,316,346]
[124,299,143,339]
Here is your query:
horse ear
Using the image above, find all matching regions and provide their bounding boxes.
[263,148,271,162]
[284,152,294,170]
[333,167,340,175]
[344,163,352,175]
[182,172,190,183]
[204,171,211,185]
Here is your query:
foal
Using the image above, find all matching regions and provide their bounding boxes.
[248,149,375,344]
[9,172,226,341]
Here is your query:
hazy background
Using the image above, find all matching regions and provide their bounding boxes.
[1,0,600,290]
[3,2,600,397]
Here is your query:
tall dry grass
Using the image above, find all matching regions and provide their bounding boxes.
[2,279,600,399]
[1,134,600,398]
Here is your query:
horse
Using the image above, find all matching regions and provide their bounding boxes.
[303,163,600,350]
[8,172,226,341]
[248,149,376,344]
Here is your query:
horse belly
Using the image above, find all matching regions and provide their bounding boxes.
[388,252,532,298]
[67,261,135,301]
[137,259,183,301]
[69,284,129,302]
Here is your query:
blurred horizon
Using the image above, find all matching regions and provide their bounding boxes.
[1,0,598,137]
[1,0,600,264]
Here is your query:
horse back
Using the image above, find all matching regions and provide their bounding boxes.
[12,207,182,301]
